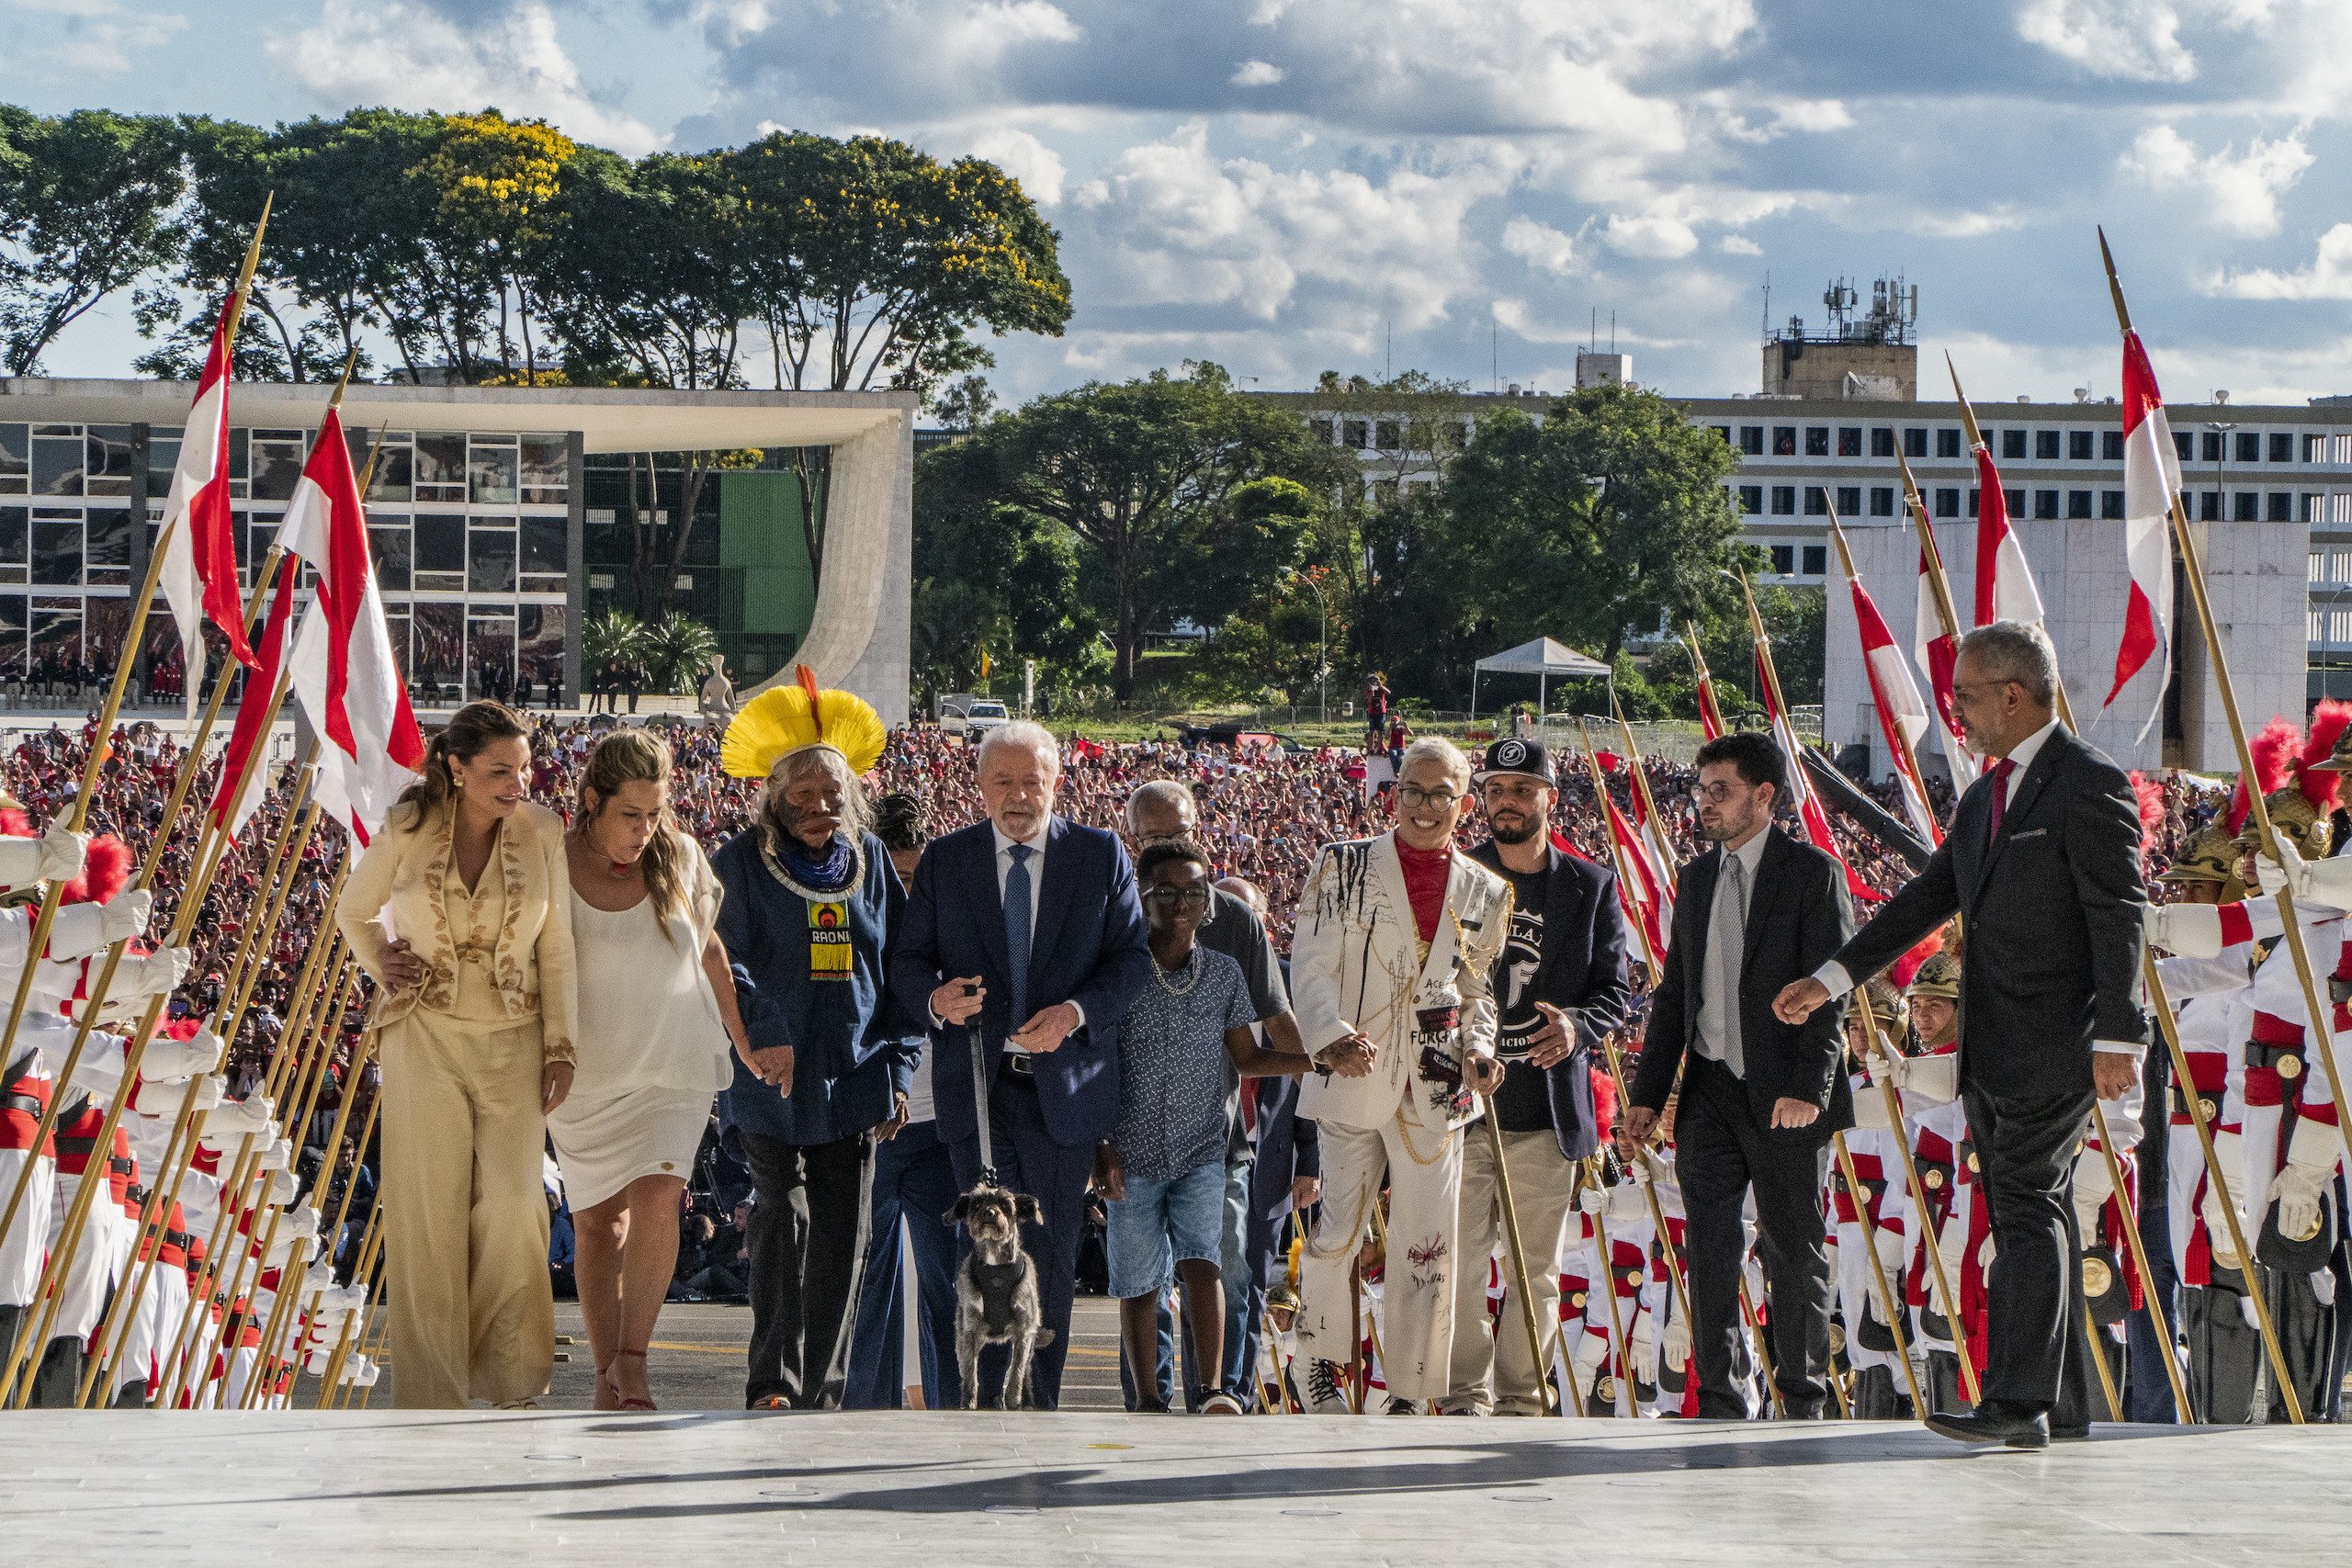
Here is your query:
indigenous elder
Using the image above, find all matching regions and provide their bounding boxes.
[1777,620,2148,1449]
[1290,737,1510,1415]
[713,673,912,1411]
[548,729,748,1413]
[335,701,579,1409]
[888,719,1152,1410]
[1124,780,1305,1406]
[1442,738,1632,1416]
[1096,840,1309,1413]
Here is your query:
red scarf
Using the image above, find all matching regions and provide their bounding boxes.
[1394,836,1452,945]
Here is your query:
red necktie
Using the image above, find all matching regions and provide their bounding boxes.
[1985,757,2017,849]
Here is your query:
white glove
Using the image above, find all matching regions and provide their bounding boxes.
[279,1205,321,1242]
[99,888,153,945]
[1577,1184,1610,1215]
[1852,1082,1894,1130]
[2266,1118,2341,1243]
[1873,1223,1906,1273]
[2144,901,2226,959]
[1977,1235,1997,1271]
[1893,1052,1960,1106]
[2072,1145,2115,1240]
[0,819,90,886]
[186,1073,225,1111]
[1663,1313,1691,1368]
[303,1259,339,1294]
[206,1095,275,1138]
[119,945,192,999]
[266,1168,298,1206]
[138,1021,222,1083]
[348,1356,379,1387]
[2200,1131,2246,1268]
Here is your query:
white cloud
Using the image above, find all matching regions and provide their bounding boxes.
[962,126,1067,206]
[2016,0,2195,82]
[1231,59,1284,86]
[1602,213,1698,258]
[1719,233,1761,255]
[4,0,185,73]
[266,0,666,156]
[2120,124,2310,237]
[2210,222,2352,299]
[1500,216,1577,276]
[1771,99,1853,135]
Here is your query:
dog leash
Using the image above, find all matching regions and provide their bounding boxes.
[967,1021,998,1187]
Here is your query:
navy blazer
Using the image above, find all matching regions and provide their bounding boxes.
[1246,1073,1321,1223]
[887,816,1152,1148]
[1467,839,1634,1162]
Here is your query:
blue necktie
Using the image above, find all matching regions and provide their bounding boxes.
[1004,843,1033,1032]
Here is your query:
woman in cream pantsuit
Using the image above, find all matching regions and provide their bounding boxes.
[336,702,580,1410]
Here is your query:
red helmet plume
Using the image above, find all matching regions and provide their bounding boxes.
[60,835,130,907]
[2229,717,2301,836]
[2128,771,2165,856]
[2297,700,2352,816]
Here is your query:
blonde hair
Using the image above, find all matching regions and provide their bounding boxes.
[574,728,692,942]
[399,701,531,830]
[1398,736,1471,792]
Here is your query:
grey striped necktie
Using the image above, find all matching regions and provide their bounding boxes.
[1711,852,1747,1077]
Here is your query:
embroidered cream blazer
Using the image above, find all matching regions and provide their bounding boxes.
[335,797,581,1065]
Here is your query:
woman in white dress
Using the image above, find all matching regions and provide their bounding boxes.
[548,729,751,1411]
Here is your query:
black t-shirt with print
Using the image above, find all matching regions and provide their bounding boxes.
[1490,861,1554,1133]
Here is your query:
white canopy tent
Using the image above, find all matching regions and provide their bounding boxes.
[1469,637,1611,724]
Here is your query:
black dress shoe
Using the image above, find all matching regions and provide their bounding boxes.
[1925,1405,2048,1447]
[2034,1423,2090,1445]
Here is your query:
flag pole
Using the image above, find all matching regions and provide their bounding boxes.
[2086,1096,2195,1419]
[1827,511,1943,847]
[2096,230,2352,1179]
[1892,441,1968,650]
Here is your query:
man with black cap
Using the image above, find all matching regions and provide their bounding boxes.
[1439,736,1633,1415]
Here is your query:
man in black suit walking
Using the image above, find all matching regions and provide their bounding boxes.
[1775,620,2149,1449]
[1625,730,1854,1419]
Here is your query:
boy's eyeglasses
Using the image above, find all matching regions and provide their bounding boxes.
[1147,886,1212,908]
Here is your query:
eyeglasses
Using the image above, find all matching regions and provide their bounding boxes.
[1147,886,1212,908]
[1397,785,1462,808]
[1688,783,1741,805]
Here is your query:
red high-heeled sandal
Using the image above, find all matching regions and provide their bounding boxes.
[613,1346,656,1411]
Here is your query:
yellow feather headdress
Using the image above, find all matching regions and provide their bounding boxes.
[721,665,887,779]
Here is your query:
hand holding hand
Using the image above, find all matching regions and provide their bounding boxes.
[1315,1031,1377,1078]
[1773,977,1830,1025]
[741,1043,794,1092]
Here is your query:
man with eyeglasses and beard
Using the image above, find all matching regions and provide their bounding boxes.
[1438,738,1632,1416]
[1625,730,1854,1420]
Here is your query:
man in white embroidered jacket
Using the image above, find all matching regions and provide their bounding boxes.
[1289,738,1509,1413]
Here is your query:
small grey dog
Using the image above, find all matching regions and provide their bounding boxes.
[946,1184,1054,1410]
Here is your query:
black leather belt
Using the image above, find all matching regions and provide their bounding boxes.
[2246,1041,2308,1082]
[1002,1054,1036,1077]
[2173,1083,2222,1122]
[1,1091,40,1118]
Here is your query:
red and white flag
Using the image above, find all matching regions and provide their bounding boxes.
[1624,770,1679,931]
[1912,520,1978,790]
[1972,441,2044,629]
[2106,331,2182,738]
[209,574,296,838]
[1848,563,1941,846]
[157,293,262,715]
[277,408,425,843]
[1596,780,1670,967]
[1756,647,1883,903]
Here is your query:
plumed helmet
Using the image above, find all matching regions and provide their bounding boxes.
[720,665,886,780]
[2245,785,2333,863]
[1858,976,1907,1031]
[1907,950,1962,1001]
[2159,825,2245,900]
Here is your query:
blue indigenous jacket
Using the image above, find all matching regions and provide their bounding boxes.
[713,826,918,1146]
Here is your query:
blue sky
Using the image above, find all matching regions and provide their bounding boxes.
[12,0,2352,409]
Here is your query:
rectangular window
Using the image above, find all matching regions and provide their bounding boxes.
[2006,488,2025,516]
[1870,428,1894,457]
[1837,486,1860,516]
[1739,426,1765,456]
[1770,485,1795,515]
[2235,433,2259,464]
[1804,427,1830,457]
[1870,486,1894,517]
[469,442,519,506]
[2035,431,2061,461]
[2034,490,2060,520]
[2002,430,2027,461]
[2174,432,2192,461]
[2268,491,2293,522]
[465,614,516,703]
[2201,431,2222,463]
[519,516,567,591]
[2099,431,2123,461]
[413,434,468,503]
[1772,426,1796,456]
[1803,485,1828,515]
[1968,489,1981,517]
[1802,545,1827,575]
[521,434,567,504]
[2100,491,2125,520]
[468,530,516,593]
[413,513,466,592]
[1936,488,1961,518]
[1712,425,1732,445]
[1770,545,1794,573]
[2271,433,2294,463]
[2067,490,2093,519]
[32,518,79,586]
[1738,485,1763,514]
[1309,419,1333,445]
[31,433,83,497]
[2199,491,2219,521]
[85,426,134,498]
[2234,491,2258,522]
[2069,431,2095,461]
[1838,427,1861,457]
[1904,428,1928,458]
[0,592,21,671]
[2306,434,2327,463]
[85,508,130,586]
[1342,421,1369,449]
[369,519,412,592]
[0,424,26,495]
[1936,428,1962,459]
[0,507,24,585]
[1374,421,1401,450]
[250,436,305,502]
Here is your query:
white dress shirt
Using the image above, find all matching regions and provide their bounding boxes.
[1693,826,1773,1068]
[1813,717,2142,1059]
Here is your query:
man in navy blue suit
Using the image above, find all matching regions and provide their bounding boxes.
[890,720,1152,1408]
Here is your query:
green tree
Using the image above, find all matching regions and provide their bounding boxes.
[1698,583,1826,709]
[948,363,1316,703]
[1449,383,1749,664]
[582,607,650,671]
[640,614,720,695]
[541,148,746,390]
[0,106,187,376]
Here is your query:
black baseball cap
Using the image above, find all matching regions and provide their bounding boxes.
[1474,737,1556,786]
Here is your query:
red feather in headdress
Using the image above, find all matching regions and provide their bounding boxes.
[60,835,130,907]
[2128,771,2165,856]
[2229,717,2301,836]
[2296,700,2352,816]
[0,808,29,840]
[1889,929,1944,991]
